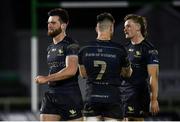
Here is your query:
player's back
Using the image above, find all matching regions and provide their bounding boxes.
[79,40,127,86]
[79,40,128,103]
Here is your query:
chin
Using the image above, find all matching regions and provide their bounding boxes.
[125,36,130,39]
[125,35,132,39]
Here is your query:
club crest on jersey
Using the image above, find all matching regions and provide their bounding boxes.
[127,106,134,113]
[136,51,141,56]
[134,51,141,58]
[69,109,77,117]
[58,49,64,54]
[69,109,76,114]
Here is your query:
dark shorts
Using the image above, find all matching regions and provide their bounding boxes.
[40,91,83,120]
[120,82,150,117]
[83,101,123,119]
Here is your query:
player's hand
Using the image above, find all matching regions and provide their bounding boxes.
[35,75,49,84]
[150,99,160,115]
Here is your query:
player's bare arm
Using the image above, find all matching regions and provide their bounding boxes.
[35,55,78,84]
[79,65,87,78]
[148,64,160,115]
[120,65,132,78]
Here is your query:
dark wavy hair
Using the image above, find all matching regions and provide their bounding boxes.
[48,8,69,24]
[124,14,147,38]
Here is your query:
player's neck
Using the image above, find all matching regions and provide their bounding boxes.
[131,34,144,45]
[53,32,66,44]
[97,32,111,41]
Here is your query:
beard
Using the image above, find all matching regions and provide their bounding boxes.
[48,27,62,37]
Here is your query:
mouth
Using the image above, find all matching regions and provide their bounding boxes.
[124,32,130,38]
[124,32,129,36]
[48,29,54,32]
[124,31,128,35]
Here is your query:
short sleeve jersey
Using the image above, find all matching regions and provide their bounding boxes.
[125,40,159,86]
[47,36,79,90]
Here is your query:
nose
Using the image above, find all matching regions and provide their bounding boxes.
[48,24,52,29]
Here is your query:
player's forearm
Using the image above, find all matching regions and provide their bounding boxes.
[150,76,158,101]
[48,67,77,82]
[79,72,87,79]
[120,66,132,78]
[148,65,159,101]
[79,65,87,79]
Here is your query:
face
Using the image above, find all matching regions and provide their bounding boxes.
[124,19,141,39]
[47,16,62,37]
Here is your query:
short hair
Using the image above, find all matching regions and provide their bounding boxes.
[124,14,147,38]
[96,12,115,32]
[97,12,115,23]
[48,8,69,24]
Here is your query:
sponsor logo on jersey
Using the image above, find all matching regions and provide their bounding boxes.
[149,50,158,55]
[52,48,56,52]
[128,48,134,52]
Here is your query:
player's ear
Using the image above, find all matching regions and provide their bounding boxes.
[136,23,141,31]
[110,24,114,32]
[61,23,67,29]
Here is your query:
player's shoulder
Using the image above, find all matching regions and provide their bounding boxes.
[64,36,79,45]
[64,36,80,49]
[111,41,123,47]
[142,40,158,55]
[142,40,156,50]
[79,40,96,52]
[110,41,126,51]
[124,40,131,47]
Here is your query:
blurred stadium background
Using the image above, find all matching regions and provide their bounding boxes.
[0,0,180,121]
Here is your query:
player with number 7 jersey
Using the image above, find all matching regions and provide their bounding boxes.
[78,11,132,121]
[79,40,131,102]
